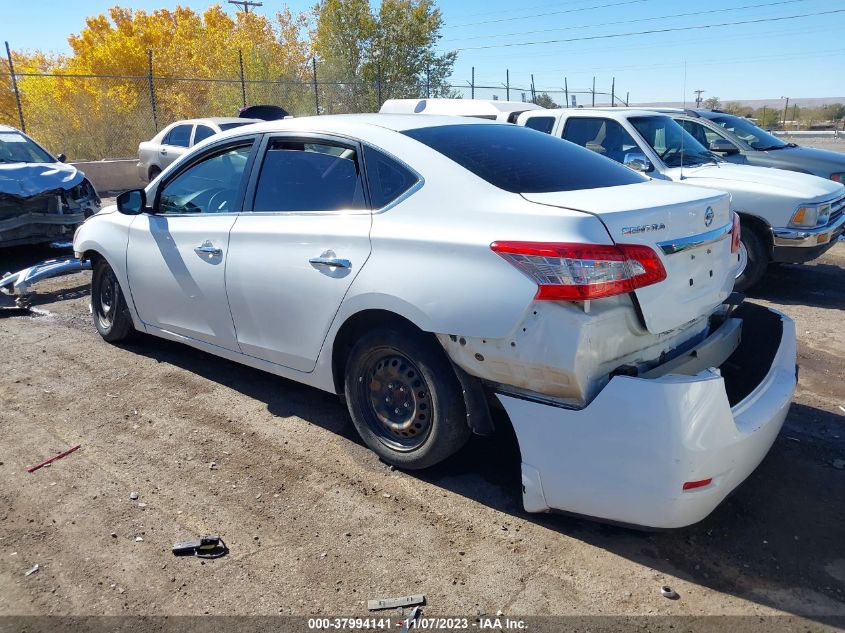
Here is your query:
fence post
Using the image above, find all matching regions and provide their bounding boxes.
[506,69,509,101]
[564,77,569,109]
[611,76,615,107]
[471,66,474,99]
[147,49,158,133]
[591,76,595,107]
[312,58,319,114]
[5,41,26,132]
[238,49,246,108]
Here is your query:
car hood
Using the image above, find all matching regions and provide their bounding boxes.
[0,162,85,198]
[667,162,843,202]
[761,144,845,174]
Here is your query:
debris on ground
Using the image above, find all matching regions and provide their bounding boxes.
[135,536,144,542]
[399,606,422,633]
[367,594,425,611]
[24,564,39,577]
[129,491,139,500]
[209,462,218,470]
[172,535,228,559]
[661,585,680,600]
[27,445,81,473]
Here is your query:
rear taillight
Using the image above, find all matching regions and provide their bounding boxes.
[490,241,667,301]
[730,212,741,254]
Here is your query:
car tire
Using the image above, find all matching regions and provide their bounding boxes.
[148,165,162,181]
[343,325,471,470]
[734,222,768,292]
[91,259,135,342]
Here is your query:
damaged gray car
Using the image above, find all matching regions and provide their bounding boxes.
[0,125,100,248]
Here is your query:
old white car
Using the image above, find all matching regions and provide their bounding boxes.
[517,108,845,290]
[74,114,796,529]
[137,117,260,183]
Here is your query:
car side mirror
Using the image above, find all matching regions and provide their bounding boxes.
[116,189,147,215]
[57,153,66,163]
[623,152,653,173]
[709,139,739,155]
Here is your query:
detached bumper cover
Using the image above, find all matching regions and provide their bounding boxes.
[498,303,797,529]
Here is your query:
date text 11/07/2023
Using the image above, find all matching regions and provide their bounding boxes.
[306,617,528,630]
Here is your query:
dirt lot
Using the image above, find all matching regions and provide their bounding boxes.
[1,240,844,625]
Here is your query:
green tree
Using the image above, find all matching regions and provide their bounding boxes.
[312,0,457,112]
[533,93,558,108]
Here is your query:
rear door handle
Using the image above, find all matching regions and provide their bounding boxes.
[194,241,222,256]
[309,251,351,269]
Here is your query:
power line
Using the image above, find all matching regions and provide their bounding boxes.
[448,0,649,29]
[452,8,845,51]
[443,0,808,43]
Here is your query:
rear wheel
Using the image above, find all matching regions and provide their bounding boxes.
[91,259,135,342]
[343,326,470,470]
[734,222,768,292]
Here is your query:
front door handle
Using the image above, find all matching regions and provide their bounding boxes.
[309,250,351,269]
[194,241,222,256]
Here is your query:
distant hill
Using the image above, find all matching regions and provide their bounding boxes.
[634,97,845,109]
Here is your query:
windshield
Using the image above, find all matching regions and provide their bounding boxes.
[709,114,788,150]
[0,130,55,163]
[628,116,717,167]
[403,123,646,193]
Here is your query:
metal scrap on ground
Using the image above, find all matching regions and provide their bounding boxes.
[27,445,81,473]
[367,594,426,611]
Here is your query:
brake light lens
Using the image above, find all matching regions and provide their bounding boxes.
[831,173,843,183]
[730,212,741,254]
[490,241,667,301]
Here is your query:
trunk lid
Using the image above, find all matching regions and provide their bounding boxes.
[523,180,734,334]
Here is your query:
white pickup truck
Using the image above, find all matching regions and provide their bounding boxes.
[517,108,845,290]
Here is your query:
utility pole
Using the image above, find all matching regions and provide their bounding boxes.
[694,89,705,108]
[470,66,475,99]
[5,41,26,132]
[591,76,595,107]
[781,96,789,129]
[530,74,536,103]
[564,77,569,109]
[611,76,615,107]
[228,0,262,13]
[505,69,509,101]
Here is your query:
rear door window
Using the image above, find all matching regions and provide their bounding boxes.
[192,125,217,145]
[363,145,419,208]
[562,117,639,163]
[403,123,645,194]
[252,140,367,212]
[164,124,193,148]
[524,116,556,134]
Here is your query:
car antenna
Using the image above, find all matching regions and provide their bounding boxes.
[680,61,686,180]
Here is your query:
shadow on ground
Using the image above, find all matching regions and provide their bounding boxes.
[126,333,844,622]
[749,261,845,310]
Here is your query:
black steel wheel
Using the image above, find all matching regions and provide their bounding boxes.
[344,325,470,469]
[91,259,134,342]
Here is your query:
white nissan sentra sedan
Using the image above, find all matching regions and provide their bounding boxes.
[74,114,797,529]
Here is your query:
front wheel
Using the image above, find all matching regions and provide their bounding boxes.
[91,259,135,342]
[343,326,470,470]
[734,223,769,292]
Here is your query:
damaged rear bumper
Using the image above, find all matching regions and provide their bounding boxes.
[497,302,797,529]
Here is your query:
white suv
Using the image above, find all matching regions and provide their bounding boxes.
[75,114,796,529]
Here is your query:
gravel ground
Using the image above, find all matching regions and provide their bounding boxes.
[0,240,843,625]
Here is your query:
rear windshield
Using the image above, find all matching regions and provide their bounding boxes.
[403,124,646,193]
[219,122,254,131]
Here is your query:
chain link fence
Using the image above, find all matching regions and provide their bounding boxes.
[1,54,628,160]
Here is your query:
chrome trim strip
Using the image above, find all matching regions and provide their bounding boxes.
[656,222,732,255]
[771,211,845,247]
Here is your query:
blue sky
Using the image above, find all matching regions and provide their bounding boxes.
[3,0,844,103]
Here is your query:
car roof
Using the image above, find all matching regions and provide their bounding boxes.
[525,107,672,119]
[0,124,22,133]
[223,113,504,137]
[167,117,260,127]
[380,98,544,117]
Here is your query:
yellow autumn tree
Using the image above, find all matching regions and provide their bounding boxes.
[11,5,310,159]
